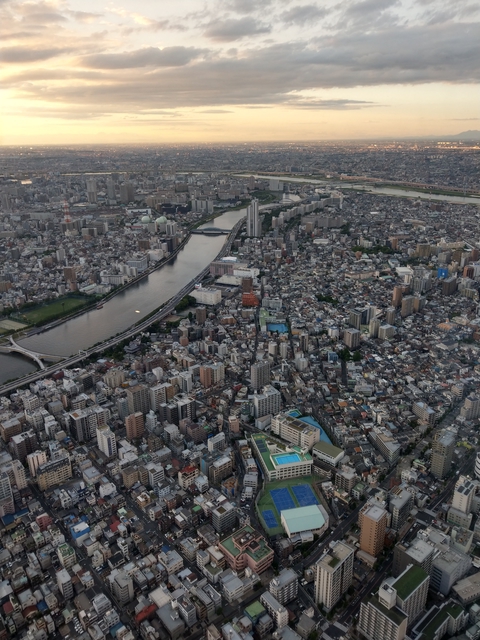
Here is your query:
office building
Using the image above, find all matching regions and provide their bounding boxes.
[96,425,117,459]
[431,429,455,479]
[359,502,388,557]
[269,568,298,605]
[37,455,72,491]
[315,541,354,611]
[431,547,471,595]
[344,328,360,350]
[251,361,270,390]
[246,199,260,238]
[452,479,475,514]
[191,287,222,306]
[392,538,436,578]
[125,412,144,440]
[126,384,150,415]
[359,583,408,640]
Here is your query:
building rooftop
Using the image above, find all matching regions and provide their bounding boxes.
[281,505,326,535]
[394,565,428,601]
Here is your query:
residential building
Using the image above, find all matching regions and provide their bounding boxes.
[431,429,456,479]
[252,385,281,419]
[389,489,414,532]
[260,591,288,628]
[269,568,298,605]
[96,425,117,459]
[315,541,354,611]
[125,412,144,440]
[0,472,14,517]
[219,525,274,575]
[246,199,260,238]
[359,583,408,640]
[111,571,134,604]
[393,565,429,626]
[126,384,150,416]
[57,569,73,600]
[211,502,236,533]
[271,413,320,450]
[251,361,270,390]
[344,328,360,350]
[178,465,200,490]
[37,455,72,491]
[27,450,48,478]
[359,502,388,557]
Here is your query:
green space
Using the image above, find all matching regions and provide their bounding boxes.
[251,189,278,204]
[394,565,427,600]
[20,296,93,326]
[256,475,319,536]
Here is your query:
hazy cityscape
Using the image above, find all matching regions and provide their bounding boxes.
[0,136,478,640]
[2,0,480,633]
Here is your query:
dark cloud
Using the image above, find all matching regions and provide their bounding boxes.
[280,4,328,26]
[80,46,207,69]
[204,17,271,41]
[0,46,72,63]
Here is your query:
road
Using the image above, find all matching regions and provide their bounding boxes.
[0,217,245,396]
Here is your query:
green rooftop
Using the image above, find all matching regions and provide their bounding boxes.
[245,601,266,619]
[417,609,449,640]
[394,565,428,601]
[313,441,344,457]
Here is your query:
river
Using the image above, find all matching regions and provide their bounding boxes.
[0,208,246,383]
[243,174,480,206]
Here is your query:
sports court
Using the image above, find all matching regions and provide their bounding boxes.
[258,478,321,535]
[271,487,295,512]
[262,510,278,529]
[291,484,319,507]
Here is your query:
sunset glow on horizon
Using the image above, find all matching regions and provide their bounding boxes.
[1,0,479,145]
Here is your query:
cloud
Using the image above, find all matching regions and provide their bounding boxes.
[67,10,103,24]
[226,0,274,13]
[284,97,376,109]
[204,17,271,41]
[0,46,72,63]
[199,109,234,113]
[80,46,207,70]
[280,4,328,26]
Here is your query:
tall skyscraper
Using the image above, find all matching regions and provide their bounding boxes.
[246,199,260,237]
[315,541,354,611]
[431,429,455,479]
[344,328,360,350]
[86,177,97,204]
[359,582,408,640]
[359,502,388,557]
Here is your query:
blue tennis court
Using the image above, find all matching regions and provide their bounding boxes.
[262,510,278,529]
[271,488,295,512]
[292,484,318,507]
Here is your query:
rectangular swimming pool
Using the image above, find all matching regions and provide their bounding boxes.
[273,453,301,465]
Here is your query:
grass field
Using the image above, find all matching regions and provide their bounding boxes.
[21,297,91,325]
[256,476,319,536]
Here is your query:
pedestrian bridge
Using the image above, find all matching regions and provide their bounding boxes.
[0,337,65,370]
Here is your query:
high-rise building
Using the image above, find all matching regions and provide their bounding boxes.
[431,429,455,479]
[211,501,236,533]
[389,488,414,532]
[460,394,480,420]
[252,385,281,419]
[393,565,429,626]
[27,450,48,478]
[57,568,74,600]
[392,286,403,308]
[5,459,27,490]
[369,318,381,338]
[246,199,260,237]
[119,182,135,204]
[111,570,134,604]
[10,429,38,462]
[0,472,14,517]
[251,361,270,390]
[37,455,72,491]
[344,328,360,350]
[125,412,144,441]
[269,568,298,605]
[315,541,354,611]
[86,177,97,204]
[359,502,388,557]
[349,309,363,330]
[126,384,150,415]
[196,306,207,324]
[401,296,415,318]
[96,425,117,459]
[359,583,408,640]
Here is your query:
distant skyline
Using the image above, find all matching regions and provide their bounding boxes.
[1,0,479,145]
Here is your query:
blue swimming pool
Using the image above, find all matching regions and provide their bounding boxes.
[273,453,301,465]
[267,323,288,333]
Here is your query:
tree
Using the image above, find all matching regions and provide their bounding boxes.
[353,350,362,362]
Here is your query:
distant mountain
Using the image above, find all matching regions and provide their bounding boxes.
[444,130,480,140]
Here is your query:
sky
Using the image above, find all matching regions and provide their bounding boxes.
[1,0,479,144]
